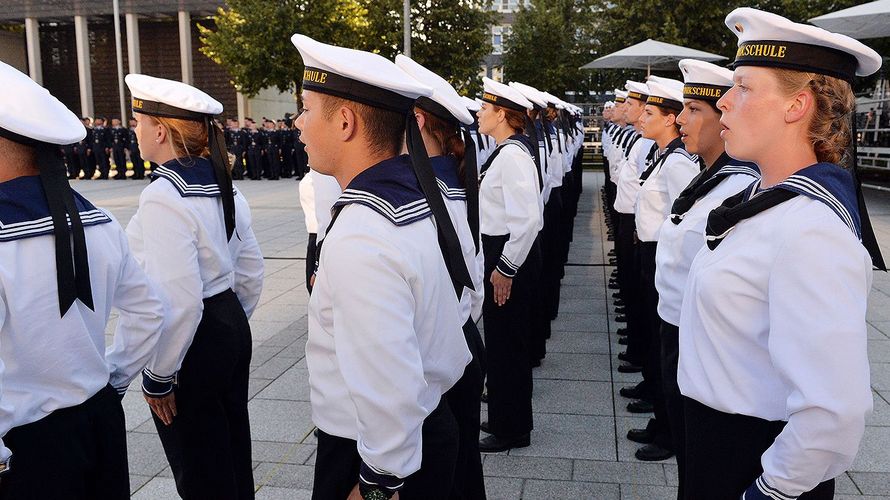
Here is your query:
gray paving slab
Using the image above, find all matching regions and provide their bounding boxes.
[67,173,890,498]
[522,479,620,499]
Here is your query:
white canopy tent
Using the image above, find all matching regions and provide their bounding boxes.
[810,0,890,39]
[579,39,727,75]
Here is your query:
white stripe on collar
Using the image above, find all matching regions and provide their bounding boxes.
[436,178,467,201]
[153,165,221,196]
[338,189,431,226]
[0,209,110,242]
[783,175,858,238]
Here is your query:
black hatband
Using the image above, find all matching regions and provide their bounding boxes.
[732,40,858,82]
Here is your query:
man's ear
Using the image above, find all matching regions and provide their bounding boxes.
[338,105,358,142]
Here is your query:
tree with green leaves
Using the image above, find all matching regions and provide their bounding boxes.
[200,0,495,99]
[585,0,888,93]
[502,0,598,95]
[199,0,369,97]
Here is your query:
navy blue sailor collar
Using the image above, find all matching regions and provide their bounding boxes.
[150,156,227,198]
[0,175,111,242]
[334,154,432,226]
[750,162,861,238]
[430,155,466,201]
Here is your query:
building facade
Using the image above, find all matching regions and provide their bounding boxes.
[0,0,295,122]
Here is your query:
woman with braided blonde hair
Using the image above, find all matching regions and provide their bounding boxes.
[677,8,884,500]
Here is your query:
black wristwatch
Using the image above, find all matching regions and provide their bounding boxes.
[359,484,393,500]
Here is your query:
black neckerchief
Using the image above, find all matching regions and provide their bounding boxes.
[639,137,685,184]
[670,154,759,224]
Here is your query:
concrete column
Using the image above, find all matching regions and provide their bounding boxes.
[178,11,193,85]
[74,15,94,117]
[125,13,141,75]
[24,18,42,84]
[236,92,248,124]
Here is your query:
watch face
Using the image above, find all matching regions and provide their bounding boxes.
[362,489,390,500]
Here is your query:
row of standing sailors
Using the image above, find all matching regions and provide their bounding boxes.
[599,7,883,498]
[224,120,309,180]
[62,118,150,180]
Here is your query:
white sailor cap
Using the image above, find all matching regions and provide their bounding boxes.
[462,96,481,112]
[508,82,549,109]
[624,81,649,102]
[604,101,615,109]
[126,73,223,119]
[615,90,628,103]
[0,61,84,145]
[482,77,533,111]
[292,34,432,112]
[395,54,473,125]
[726,7,882,80]
[645,78,685,112]
[679,59,734,103]
[536,91,557,107]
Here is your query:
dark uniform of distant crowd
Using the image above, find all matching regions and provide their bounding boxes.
[62,115,309,181]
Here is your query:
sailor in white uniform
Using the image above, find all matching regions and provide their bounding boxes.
[630,77,701,463]
[508,81,558,365]
[652,59,759,498]
[613,81,656,376]
[125,74,264,499]
[0,61,164,499]
[461,96,489,178]
[298,167,341,291]
[292,35,473,500]
[476,77,544,453]
[678,8,883,499]
[395,53,488,500]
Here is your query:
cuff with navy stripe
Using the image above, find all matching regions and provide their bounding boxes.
[359,461,403,495]
[496,255,519,278]
[141,368,175,397]
[743,476,797,500]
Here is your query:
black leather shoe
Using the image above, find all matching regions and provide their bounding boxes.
[635,444,674,461]
[627,428,655,444]
[617,351,635,362]
[480,421,491,434]
[612,292,621,299]
[608,249,616,256]
[614,306,627,315]
[608,282,620,290]
[479,433,530,453]
[614,298,625,307]
[481,391,488,403]
[617,362,641,373]
[609,279,618,286]
[627,399,654,413]
[609,258,618,265]
[616,328,628,336]
[618,336,628,345]
[614,315,627,323]
[619,384,646,399]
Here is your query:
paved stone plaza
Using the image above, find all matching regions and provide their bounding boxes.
[76,171,890,499]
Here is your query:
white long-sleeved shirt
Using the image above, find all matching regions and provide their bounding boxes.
[613,138,655,214]
[307,155,470,480]
[679,195,872,497]
[479,141,544,278]
[299,169,342,238]
[635,147,700,241]
[228,193,264,318]
[654,165,758,326]
[0,178,163,463]
[127,159,263,395]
